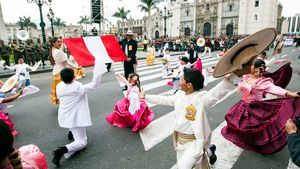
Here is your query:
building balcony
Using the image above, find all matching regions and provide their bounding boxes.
[222,11,239,18]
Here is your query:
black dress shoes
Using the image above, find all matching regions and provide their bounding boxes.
[52,146,68,167]
[208,144,217,165]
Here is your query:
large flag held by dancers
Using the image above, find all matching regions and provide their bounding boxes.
[63,35,127,67]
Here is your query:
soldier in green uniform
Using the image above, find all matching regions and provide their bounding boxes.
[10,39,23,64]
[0,39,12,66]
[35,39,45,65]
[25,39,35,66]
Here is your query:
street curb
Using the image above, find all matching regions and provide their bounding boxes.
[0,68,53,78]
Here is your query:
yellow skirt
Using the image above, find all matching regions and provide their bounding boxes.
[146,54,155,65]
[50,73,61,105]
[74,68,86,79]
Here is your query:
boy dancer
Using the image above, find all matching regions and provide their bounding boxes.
[52,62,104,167]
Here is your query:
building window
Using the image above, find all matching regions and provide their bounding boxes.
[254,14,258,21]
[254,0,259,7]
[229,4,233,11]
[186,10,189,16]
[206,4,210,10]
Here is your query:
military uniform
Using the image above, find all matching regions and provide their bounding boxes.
[0,40,11,66]
[35,40,45,65]
[25,40,35,66]
[11,40,23,64]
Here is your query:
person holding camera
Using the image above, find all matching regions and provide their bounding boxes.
[286,119,300,168]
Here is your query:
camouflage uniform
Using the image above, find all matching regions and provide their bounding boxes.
[10,40,23,64]
[35,39,45,65]
[25,39,35,66]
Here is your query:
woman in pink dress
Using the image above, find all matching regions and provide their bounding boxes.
[106,73,155,132]
[221,59,300,154]
[0,120,48,169]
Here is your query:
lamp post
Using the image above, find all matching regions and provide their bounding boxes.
[47,7,54,37]
[27,0,52,44]
[159,6,172,37]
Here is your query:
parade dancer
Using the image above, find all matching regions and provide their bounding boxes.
[106,73,154,132]
[52,61,104,167]
[201,37,212,58]
[221,59,300,154]
[0,85,23,136]
[140,66,246,168]
[50,37,78,105]
[146,43,155,66]
[69,55,86,79]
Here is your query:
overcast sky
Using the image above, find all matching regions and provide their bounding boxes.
[1,0,299,29]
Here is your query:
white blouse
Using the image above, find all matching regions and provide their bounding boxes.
[52,48,68,75]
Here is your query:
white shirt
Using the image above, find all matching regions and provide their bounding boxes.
[56,74,102,128]
[6,64,32,79]
[52,48,68,75]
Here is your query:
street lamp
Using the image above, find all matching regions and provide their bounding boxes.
[47,7,54,37]
[159,6,172,37]
[27,0,52,44]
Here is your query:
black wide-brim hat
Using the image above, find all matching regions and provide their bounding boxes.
[213,28,277,78]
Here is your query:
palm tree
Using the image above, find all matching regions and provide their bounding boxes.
[112,7,130,33]
[78,15,90,31]
[138,0,161,17]
[53,17,66,35]
[17,16,36,31]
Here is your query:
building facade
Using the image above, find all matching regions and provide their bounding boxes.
[0,2,7,40]
[281,14,300,34]
[5,23,39,40]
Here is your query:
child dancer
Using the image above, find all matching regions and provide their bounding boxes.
[52,63,104,167]
[106,73,154,132]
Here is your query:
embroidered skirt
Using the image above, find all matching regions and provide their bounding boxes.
[50,73,61,105]
[263,63,292,89]
[221,98,300,154]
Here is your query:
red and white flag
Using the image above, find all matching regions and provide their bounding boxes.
[63,35,127,67]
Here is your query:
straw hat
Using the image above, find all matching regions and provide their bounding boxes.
[213,28,277,78]
[273,35,284,54]
[161,58,169,63]
[0,75,18,93]
[122,30,137,38]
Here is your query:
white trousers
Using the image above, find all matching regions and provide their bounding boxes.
[64,127,87,158]
[288,159,300,169]
[202,47,212,58]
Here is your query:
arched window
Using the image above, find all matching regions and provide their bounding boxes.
[254,14,258,21]
[229,4,233,11]
[255,0,259,7]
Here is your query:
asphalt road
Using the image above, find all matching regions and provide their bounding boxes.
[1,47,300,169]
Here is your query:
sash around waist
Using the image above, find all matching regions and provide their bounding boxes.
[177,132,196,145]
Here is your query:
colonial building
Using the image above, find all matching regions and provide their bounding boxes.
[5,23,39,40]
[120,0,280,39]
[0,2,7,40]
[281,14,300,34]
[46,24,84,38]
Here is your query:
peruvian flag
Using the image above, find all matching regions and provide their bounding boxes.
[63,35,127,67]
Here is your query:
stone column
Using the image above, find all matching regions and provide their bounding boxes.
[0,2,7,40]
[216,0,223,37]
[193,0,197,35]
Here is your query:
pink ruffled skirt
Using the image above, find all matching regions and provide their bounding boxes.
[105,98,155,132]
[0,112,17,136]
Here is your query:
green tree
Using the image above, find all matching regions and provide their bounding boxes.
[112,7,130,33]
[53,17,66,35]
[138,0,161,17]
[17,16,37,31]
[78,15,90,31]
